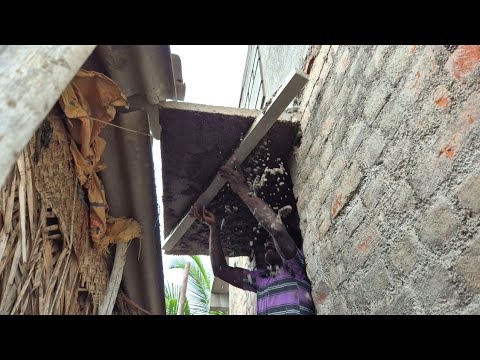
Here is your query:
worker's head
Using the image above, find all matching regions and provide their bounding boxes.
[264,236,282,266]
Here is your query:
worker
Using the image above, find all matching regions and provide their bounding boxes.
[189,162,315,315]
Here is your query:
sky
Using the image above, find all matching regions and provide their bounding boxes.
[152,45,249,286]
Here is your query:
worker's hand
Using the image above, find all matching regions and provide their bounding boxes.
[219,162,249,194]
[190,205,216,227]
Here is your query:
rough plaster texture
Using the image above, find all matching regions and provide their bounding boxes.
[291,45,480,314]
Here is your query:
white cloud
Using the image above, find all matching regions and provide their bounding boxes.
[171,45,248,107]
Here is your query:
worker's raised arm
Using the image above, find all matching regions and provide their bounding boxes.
[219,164,297,260]
[190,205,245,289]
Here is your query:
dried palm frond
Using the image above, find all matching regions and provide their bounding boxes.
[113,289,152,315]
[0,116,112,315]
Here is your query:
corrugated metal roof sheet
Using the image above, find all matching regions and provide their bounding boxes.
[82,45,184,314]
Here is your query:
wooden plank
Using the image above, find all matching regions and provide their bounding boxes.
[98,242,129,315]
[162,69,308,253]
[160,100,260,118]
[0,45,96,189]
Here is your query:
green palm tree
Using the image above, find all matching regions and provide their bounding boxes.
[168,255,226,315]
[164,281,191,315]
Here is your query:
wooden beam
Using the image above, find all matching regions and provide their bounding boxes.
[0,45,96,189]
[99,242,129,315]
[162,69,308,253]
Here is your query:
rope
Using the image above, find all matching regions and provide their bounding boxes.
[89,116,153,138]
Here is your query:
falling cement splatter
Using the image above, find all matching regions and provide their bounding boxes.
[278,205,292,219]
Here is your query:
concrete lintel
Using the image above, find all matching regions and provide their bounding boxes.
[160,100,259,117]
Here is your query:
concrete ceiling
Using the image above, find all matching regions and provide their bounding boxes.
[159,102,301,259]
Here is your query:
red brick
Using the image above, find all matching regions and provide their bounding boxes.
[446,45,480,81]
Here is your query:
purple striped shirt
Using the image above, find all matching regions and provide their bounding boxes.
[242,248,315,315]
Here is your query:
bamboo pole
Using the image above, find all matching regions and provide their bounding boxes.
[177,261,190,315]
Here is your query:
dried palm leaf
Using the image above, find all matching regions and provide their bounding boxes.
[16,155,27,263]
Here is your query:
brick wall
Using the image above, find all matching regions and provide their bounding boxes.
[292,45,480,314]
